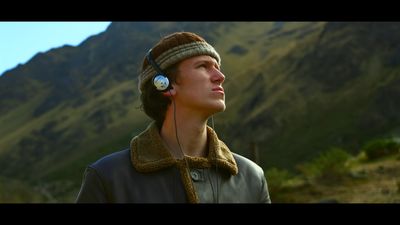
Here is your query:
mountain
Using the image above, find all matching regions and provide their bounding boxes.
[1,22,400,202]
[219,22,400,169]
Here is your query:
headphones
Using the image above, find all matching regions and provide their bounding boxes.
[146,49,171,92]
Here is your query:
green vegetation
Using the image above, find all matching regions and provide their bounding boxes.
[265,167,295,193]
[361,138,400,160]
[0,176,49,203]
[297,148,351,183]
[267,139,400,203]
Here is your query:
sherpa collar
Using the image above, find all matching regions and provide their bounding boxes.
[130,121,238,175]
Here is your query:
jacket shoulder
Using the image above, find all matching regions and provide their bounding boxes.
[231,153,264,177]
[232,153,271,203]
[89,149,132,177]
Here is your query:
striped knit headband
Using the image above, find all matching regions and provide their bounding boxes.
[138,41,221,93]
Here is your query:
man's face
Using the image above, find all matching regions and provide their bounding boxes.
[173,55,226,118]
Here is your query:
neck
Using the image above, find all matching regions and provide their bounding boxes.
[160,106,209,158]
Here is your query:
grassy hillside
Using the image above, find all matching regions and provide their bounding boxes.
[215,22,400,169]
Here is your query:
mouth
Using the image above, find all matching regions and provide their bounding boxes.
[212,86,224,94]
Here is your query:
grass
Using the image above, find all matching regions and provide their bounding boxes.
[0,176,49,203]
[269,146,400,203]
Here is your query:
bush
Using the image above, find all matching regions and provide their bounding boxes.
[265,167,294,193]
[362,138,400,160]
[297,147,351,183]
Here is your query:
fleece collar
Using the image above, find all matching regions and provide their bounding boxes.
[130,121,238,175]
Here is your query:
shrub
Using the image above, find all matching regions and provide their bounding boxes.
[265,167,294,193]
[362,138,400,160]
[297,147,351,183]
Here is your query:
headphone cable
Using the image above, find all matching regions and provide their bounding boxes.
[211,116,219,203]
[170,91,219,203]
[170,91,193,202]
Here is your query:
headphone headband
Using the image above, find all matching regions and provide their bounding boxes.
[146,49,170,92]
[146,50,164,75]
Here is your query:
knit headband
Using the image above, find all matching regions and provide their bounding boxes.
[139,41,221,93]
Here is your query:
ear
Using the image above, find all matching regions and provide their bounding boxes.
[162,88,176,97]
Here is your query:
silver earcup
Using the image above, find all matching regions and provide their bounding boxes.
[153,75,170,91]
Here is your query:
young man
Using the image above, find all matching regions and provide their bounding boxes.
[76,31,271,203]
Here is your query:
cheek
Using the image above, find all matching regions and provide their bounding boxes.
[178,71,210,93]
[181,78,205,91]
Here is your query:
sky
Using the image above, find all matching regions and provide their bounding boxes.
[0,22,111,76]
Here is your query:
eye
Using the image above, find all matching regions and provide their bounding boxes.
[197,64,207,68]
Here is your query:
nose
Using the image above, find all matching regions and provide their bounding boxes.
[211,68,225,84]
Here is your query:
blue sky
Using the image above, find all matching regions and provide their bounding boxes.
[0,22,111,76]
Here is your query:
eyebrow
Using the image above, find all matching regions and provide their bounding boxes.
[193,58,220,69]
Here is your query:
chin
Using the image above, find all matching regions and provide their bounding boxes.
[203,100,226,115]
[213,102,226,113]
